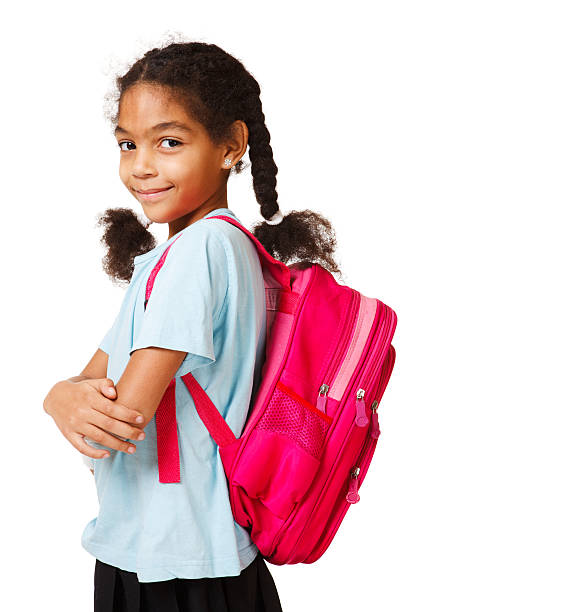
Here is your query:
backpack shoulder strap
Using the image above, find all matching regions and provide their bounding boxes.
[206,215,291,292]
[145,215,292,309]
[144,233,183,310]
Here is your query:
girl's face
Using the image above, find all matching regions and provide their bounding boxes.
[115,83,244,237]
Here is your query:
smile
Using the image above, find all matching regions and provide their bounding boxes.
[134,186,174,200]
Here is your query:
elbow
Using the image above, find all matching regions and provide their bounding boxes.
[133,404,157,431]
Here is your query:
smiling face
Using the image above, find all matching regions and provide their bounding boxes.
[115,82,247,238]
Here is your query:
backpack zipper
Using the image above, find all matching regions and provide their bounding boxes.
[352,304,395,428]
[304,354,393,562]
[346,346,393,503]
[316,291,359,414]
[308,429,378,560]
[346,364,389,503]
[297,395,383,561]
[281,311,395,561]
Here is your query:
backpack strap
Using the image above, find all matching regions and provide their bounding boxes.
[142,214,291,483]
[144,233,183,308]
[155,378,181,482]
[140,234,185,482]
[206,214,291,292]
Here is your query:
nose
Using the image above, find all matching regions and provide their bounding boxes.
[130,148,157,178]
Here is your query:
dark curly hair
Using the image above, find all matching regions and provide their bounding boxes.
[96,38,342,285]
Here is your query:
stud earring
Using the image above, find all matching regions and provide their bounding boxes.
[224,158,232,166]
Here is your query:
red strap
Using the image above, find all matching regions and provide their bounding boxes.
[180,372,236,447]
[155,378,181,483]
[206,215,291,291]
[145,233,233,482]
[142,235,183,483]
[154,371,236,484]
[145,215,289,483]
[145,234,183,306]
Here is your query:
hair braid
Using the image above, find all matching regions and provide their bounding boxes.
[244,93,279,221]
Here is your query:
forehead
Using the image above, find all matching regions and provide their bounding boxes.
[116,83,198,133]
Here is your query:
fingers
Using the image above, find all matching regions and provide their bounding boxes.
[100,379,117,399]
[91,381,145,427]
[82,424,140,455]
[74,433,111,459]
[90,400,146,441]
[80,379,145,432]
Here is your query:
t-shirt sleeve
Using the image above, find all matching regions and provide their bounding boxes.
[129,224,230,378]
[98,317,118,355]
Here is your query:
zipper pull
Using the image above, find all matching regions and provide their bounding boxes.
[317,383,329,414]
[355,389,369,427]
[346,467,361,504]
[370,400,381,439]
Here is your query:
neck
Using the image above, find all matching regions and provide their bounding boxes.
[167,200,229,240]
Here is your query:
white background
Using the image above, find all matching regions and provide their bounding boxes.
[3,1,580,610]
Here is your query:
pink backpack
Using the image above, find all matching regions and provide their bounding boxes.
[146,214,398,564]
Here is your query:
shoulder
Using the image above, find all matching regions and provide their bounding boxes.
[199,217,259,269]
[200,216,248,249]
[165,220,231,267]
[162,216,255,278]
[146,221,232,311]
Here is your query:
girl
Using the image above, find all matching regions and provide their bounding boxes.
[44,39,341,611]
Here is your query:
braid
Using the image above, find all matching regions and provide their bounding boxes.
[244,91,279,221]
[98,37,342,283]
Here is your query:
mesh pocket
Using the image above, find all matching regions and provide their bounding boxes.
[255,382,331,459]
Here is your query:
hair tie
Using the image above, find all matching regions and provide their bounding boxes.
[265,210,284,225]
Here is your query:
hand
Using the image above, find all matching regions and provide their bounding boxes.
[44,377,146,460]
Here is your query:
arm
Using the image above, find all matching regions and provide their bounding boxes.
[77,347,109,381]
[113,346,189,429]
[44,346,147,470]
[117,224,229,426]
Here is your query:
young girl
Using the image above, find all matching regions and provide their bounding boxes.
[44,39,341,611]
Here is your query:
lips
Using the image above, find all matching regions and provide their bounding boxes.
[133,186,174,202]
[135,187,172,194]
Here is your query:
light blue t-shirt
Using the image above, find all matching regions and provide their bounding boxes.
[81,207,266,582]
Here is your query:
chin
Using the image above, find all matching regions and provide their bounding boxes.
[140,209,167,224]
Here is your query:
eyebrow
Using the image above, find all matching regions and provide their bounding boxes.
[114,121,193,136]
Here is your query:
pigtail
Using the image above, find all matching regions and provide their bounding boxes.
[96,207,156,284]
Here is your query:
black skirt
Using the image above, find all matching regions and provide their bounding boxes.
[94,553,283,612]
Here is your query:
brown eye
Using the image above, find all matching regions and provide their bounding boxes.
[118,141,134,151]
[160,138,182,148]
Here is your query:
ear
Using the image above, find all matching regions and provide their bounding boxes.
[222,119,249,166]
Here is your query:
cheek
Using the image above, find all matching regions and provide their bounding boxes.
[172,163,206,189]
[118,162,129,185]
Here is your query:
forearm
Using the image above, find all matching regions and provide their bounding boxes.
[115,347,187,429]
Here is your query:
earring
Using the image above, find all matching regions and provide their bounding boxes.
[224,158,232,166]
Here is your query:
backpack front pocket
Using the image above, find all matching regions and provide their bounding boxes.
[233,381,333,519]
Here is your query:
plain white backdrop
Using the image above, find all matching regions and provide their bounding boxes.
[3,0,580,610]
